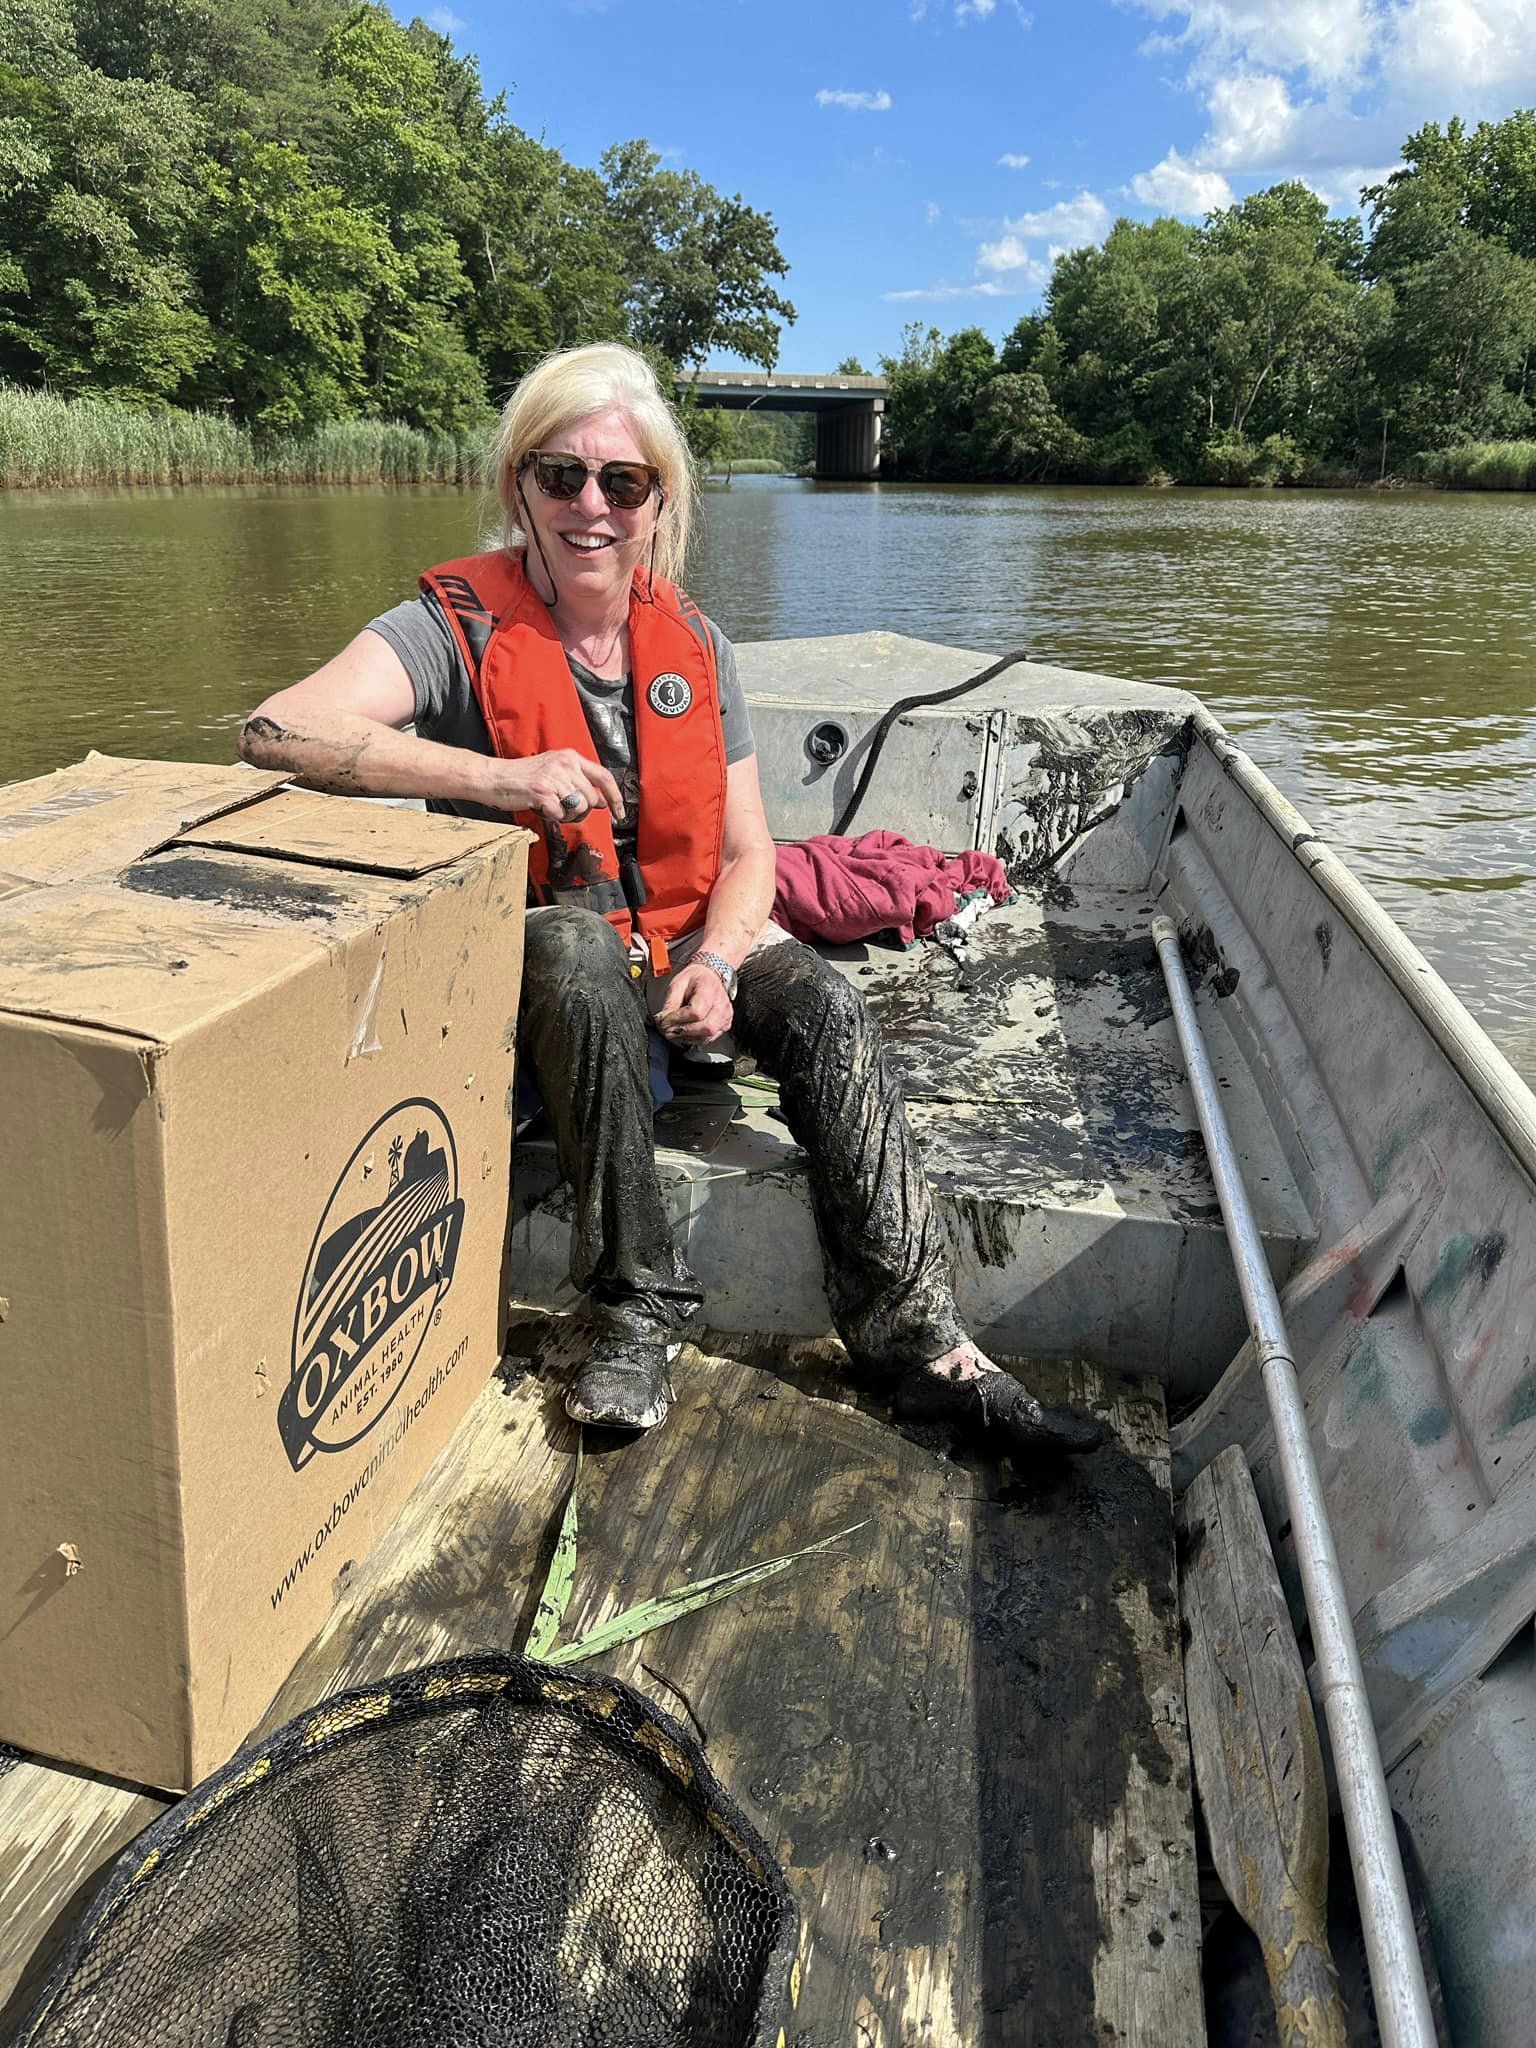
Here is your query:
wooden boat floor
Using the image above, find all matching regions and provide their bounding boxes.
[0,1322,1203,2047]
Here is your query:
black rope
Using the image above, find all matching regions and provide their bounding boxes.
[830,649,1030,837]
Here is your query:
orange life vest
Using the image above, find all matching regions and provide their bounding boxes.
[419,550,726,972]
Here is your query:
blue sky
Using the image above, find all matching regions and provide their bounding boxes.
[424,0,1536,371]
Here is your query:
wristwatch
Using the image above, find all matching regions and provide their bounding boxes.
[695,949,739,1001]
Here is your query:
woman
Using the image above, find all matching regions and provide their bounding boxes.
[240,343,1100,1454]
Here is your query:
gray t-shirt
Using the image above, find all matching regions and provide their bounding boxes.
[366,591,754,861]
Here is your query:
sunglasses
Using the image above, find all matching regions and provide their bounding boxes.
[523,450,661,511]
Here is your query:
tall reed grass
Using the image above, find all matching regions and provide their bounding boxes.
[1421,440,1536,490]
[0,383,493,489]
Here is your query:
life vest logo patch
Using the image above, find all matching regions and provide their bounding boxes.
[648,672,692,717]
[279,1099,464,1471]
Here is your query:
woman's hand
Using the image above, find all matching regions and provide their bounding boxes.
[484,749,626,824]
[656,961,734,1045]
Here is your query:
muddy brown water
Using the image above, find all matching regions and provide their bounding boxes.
[1,477,1531,1081]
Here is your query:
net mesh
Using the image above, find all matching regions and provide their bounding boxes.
[21,1657,797,2048]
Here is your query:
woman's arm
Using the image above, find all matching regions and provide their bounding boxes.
[656,754,777,1044]
[238,631,623,822]
[699,754,777,966]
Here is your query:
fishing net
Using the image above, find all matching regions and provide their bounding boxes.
[19,1655,797,2048]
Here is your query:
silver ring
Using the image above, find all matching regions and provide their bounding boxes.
[560,790,586,814]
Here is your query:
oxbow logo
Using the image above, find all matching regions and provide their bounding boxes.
[278,1099,464,1471]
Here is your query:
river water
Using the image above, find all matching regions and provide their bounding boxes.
[2,477,1531,1078]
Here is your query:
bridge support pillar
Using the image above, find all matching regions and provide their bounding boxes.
[814,401,882,480]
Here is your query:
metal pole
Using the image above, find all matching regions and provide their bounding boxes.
[1151,915,1438,2048]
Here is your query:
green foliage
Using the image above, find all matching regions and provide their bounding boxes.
[675,386,735,473]
[1196,430,1305,486]
[1364,111,1536,275]
[601,140,794,370]
[884,126,1536,489]
[974,371,1077,480]
[1422,438,1536,487]
[880,322,1000,478]
[725,408,811,468]
[0,378,487,485]
[1373,228,1536,451]
[0,0,798,462]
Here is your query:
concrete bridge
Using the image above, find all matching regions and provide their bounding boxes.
[681,369,887,480]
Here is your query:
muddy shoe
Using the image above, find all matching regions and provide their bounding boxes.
[894,1362,1105,1457]
[566,1331,681,1432]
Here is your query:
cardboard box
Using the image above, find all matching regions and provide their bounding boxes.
[0,756,531,1789]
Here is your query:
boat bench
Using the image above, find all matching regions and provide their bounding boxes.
[512,886,1317,1404]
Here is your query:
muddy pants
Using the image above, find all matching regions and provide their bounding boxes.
[518,908,967,1371]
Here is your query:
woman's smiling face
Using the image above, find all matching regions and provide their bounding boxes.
[518,407,661,609]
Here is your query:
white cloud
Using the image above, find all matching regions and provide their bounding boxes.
[1202,70,1298,167]
[1385,0,1536,97]
[925,199,943,222]
[976,233,1034,271]
[1118,0,1536,215]
[1128,0,1377,89]
[426,5,465,27]
[973,239,1067,288]
[998,151,1032,167]
[816,88,893,111]
[884,280,1019,300]
[974,192,1104,292]
[913,0,1033,23]
[1130,148,1234,212]
[992,190,1111,245]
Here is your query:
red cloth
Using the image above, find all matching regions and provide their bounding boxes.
[772,830,1012,946]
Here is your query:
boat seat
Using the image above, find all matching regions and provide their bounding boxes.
[510,888,1317,1401]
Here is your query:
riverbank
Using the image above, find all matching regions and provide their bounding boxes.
[1421,441,1536,489]
[6,384,1536,496]
[0,386,489,490]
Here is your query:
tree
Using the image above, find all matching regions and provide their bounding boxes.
[1364,117,1536,453]
[1198,185,1360,450]
[1378,229,1536,448]
[464,126,628,395]
[601,140,795,368]
[974,372,1077,479]
[879,324,1003,478]
[1047,215,1203,468]
[315,5,487,429]
[836,354,867,375]
[1,0,805,432]
[191,135,392,427]
[1365,111,1536,278]
[676,393,734,474]
[0,0,216,400]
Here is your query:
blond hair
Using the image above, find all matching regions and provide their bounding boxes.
[486,344,697,582]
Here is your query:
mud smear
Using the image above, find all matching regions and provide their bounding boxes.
[858,896,1217,1223]
[653,1359,1182,2044]
[973,1442,1178,2044]
[517,907,704,1332]
[1179,918,1241,999]
[542,822,616,890]
[122,853,357,923]
[991,709,1192,886]
[734,936,966,1372]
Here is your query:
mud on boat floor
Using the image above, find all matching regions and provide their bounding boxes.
[0,1322,1202,2048]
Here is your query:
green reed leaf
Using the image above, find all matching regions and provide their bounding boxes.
[543,1522,867,1666]
[524,1432,583,1659]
